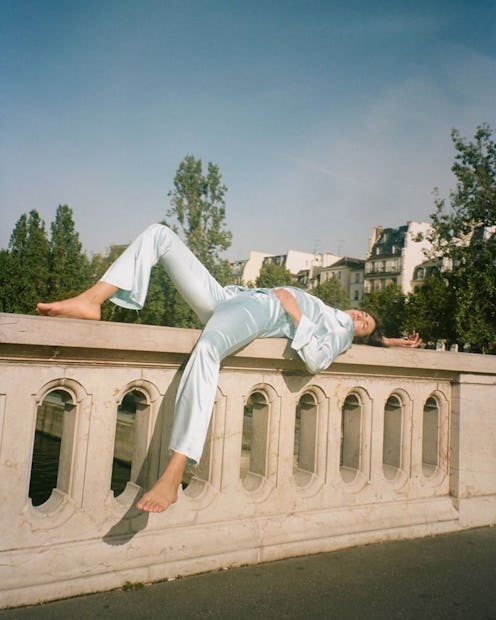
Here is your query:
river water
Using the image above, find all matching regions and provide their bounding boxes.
[29,432,131,506]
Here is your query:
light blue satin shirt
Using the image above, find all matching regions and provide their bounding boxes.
[224,285,355,375]
[282,287,354,374]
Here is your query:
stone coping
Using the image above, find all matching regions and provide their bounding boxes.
[1,312,495,376]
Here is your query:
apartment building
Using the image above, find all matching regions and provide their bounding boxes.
[263,250,338,275]
[231,251,275,285]
[260,249,341,286]
[364,221,432,295]
[411,258,441,290]
[312,257,365,308]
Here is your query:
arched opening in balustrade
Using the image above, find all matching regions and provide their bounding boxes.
[382,394,403,480]
[240,390,269,491]
[422,396,440,477]
[29,388,76,507]
[340,393,362,483]
[293,392,317,485]
[111,389,149,497]
[183,389,223,498]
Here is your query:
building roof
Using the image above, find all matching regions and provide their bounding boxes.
[369,226,408,257]
[324,257,365,269]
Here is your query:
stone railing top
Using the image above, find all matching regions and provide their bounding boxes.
[1,312,495,376]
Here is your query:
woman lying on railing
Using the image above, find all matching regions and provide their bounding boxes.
[37,224,421,514]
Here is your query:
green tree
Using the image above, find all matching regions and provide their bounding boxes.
[159,155,234,328]
[7,210,50,314]
[49,205,91,299]
[94,155,234,328]
[166,155,233,283]
[404,274,457,346]
[428,124,496,351]
[0,250,17,312]
[311,278,350,309]
[256,262,293,288]
[360,285,406,337]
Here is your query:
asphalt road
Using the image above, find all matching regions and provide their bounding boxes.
[1,527,495,619]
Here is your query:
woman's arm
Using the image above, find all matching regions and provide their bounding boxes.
[382,333,422,348]
[274,288,346,374]
[274,288,302,327]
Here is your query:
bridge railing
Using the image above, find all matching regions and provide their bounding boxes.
[1,312,495,608]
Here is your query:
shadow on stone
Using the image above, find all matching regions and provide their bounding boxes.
[281,342,313,393]
[103,369,183,546]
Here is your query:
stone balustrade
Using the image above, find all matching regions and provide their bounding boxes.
[1,312,495,609]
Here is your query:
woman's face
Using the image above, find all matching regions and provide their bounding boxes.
[345,310,376,338]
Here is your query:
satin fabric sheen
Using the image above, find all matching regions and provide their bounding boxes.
[101,224,354,462]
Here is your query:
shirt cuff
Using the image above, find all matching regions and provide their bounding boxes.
[291,315,315,351]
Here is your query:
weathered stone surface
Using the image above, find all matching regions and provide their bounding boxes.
[0,312,495,609]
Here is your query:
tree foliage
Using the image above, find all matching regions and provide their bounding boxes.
[0,207,93,315]
[149,155,235,328]
[360,285,406,337]
[0,250,17,313]
[256,262,293,288]
[4,210,50,314]
[166,155,232,283]
[1,155,234,328]
[404,274,457,346]
[49,205,91,299]
[427,124,496,351]
[311,278,350,309]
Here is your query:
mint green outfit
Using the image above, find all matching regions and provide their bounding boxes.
[101,224,354,463]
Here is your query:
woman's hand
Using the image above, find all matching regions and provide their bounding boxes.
[274,289,302,328]
[382,333,422,348]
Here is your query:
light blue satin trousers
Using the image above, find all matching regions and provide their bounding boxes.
[101,224,290,463]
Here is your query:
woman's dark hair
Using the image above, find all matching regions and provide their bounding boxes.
[353,311,386,347]
[362,325,386,347]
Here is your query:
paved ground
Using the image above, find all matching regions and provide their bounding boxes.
[1,527,495,619]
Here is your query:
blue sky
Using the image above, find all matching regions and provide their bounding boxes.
[1,0,495,261]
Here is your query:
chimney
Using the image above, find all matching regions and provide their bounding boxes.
[368,226,384,254]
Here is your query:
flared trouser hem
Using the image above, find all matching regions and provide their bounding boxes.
[99,223,285,463]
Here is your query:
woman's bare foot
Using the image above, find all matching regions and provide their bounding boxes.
[36,282,119,320]
[136,478,180,513]
[36,295,101,320]
[136,452,187,513]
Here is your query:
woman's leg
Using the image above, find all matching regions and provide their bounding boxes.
[36,281,119,318]
[169,298,269,461]
[37,223,227,323]
[136,293,274,512]
[101,223,226,323]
